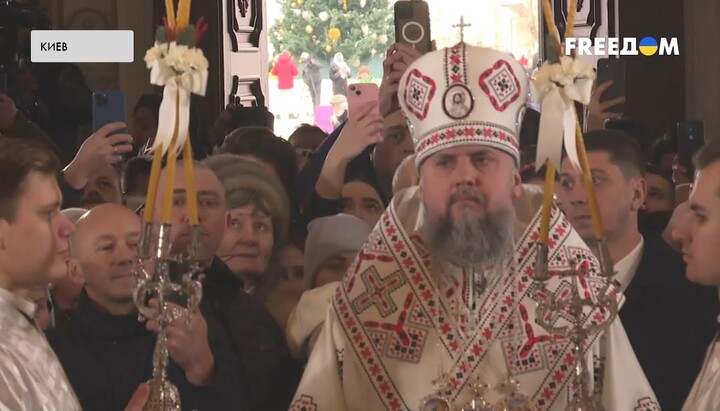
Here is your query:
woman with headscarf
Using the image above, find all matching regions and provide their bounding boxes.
[328,52,350,96]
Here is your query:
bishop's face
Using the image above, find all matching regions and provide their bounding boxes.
[419,145,522,225]
[418,145,521,266]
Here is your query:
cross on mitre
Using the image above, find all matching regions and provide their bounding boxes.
[453,15,471,43]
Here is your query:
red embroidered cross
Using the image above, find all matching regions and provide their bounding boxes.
[363,293,415,346]
[353,269,406,317]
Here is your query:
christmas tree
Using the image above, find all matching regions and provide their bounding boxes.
[269,0,394,67]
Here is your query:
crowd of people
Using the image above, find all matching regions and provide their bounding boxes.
[1,14,720,411]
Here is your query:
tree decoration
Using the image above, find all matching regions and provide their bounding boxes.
[270,0,392,63]
[328,27,341,42]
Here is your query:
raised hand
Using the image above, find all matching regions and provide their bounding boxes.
[62,122,133,189]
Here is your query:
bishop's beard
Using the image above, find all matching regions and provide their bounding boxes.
[426,186,516,268]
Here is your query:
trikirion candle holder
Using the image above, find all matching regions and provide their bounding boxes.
[530,0,618,409]
[132,0,209,409]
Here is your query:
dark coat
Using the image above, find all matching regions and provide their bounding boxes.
[46,290,246,411]
[619,234,718,411]
[201,257,303,411]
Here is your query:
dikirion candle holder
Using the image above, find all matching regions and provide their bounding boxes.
[530,0,618,409]
[133,0,209,409]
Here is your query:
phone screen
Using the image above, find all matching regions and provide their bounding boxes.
[595,58,626,113]
[394,1,432,54]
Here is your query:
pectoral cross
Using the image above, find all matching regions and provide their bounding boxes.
[453,15,471,43]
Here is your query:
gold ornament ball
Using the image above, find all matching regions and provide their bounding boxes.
[297,0,304,5]
[325,45,333,53]
[305,25,313,34]
[327,27,341,42]
[291,2,297,7]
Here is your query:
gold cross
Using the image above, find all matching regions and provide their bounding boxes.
[453,15,471,43]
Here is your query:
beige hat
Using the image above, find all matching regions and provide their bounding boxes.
[203,154,290,248]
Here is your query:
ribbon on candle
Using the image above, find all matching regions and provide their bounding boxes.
[146,67,207,156]
[531,56,594,172]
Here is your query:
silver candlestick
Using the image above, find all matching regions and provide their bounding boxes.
[532,239,617,411]
[133,223,204,411]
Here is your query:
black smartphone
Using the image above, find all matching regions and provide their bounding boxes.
[595,58,626,113]
[677,120,705,177]
[394,0,432,54]
[92,90,126,133]
[0,69,7,94]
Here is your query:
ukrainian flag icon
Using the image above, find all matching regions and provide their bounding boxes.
[639,37,658,56]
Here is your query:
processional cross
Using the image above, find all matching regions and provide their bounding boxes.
[453,15,471,43]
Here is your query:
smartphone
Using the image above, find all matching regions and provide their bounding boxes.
[394,0,432,54]
[0,69,7,94]
[595,58,626,113]
[677,120,705,177]
[92,90,126,133]
[347,83,379,120]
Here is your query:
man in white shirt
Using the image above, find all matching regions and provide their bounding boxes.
[557,129,718,410]
[674,137,720,410]
[0,137,148,410]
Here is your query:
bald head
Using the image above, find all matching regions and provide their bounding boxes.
[154,160,227,266]
[73,204,141,256]
[392,154,418,195]
[72,203,141,314]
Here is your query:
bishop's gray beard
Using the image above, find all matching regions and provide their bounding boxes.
[427,187,516,268]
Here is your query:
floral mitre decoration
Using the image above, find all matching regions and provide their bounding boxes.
[530,55,596,171]
[144,11,209,156]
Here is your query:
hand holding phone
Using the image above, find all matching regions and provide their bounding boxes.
[676,120,705,178]
[347,83,380,120]
[595,58,626,113]
[92,90,127,134]
[394,0,432,55]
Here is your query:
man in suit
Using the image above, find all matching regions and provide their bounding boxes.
[557,129,718,411]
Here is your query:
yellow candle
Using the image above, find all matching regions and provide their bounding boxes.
[182,137,199,225]
[161,150,178,224]
[538,162,556,244]
[176,0,191,32]
[165,0,176,29]
[143,147,163,223]
[160,92,181,224]
[574,120,605,239]
[564,0,578,40]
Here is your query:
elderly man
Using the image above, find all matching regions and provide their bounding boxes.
[290,44,657,410]
[676,138,720,410]
[47,204,243,411]
[0,138,147,410]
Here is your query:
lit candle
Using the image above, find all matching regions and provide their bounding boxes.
[165,0,176,29]
[182,138,199,225]
[176,0,191,32]
[143,147,163,223]
[574,121,605,239]
[538,162,556,244]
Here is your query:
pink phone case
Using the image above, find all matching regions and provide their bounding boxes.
[347,83,380,120]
